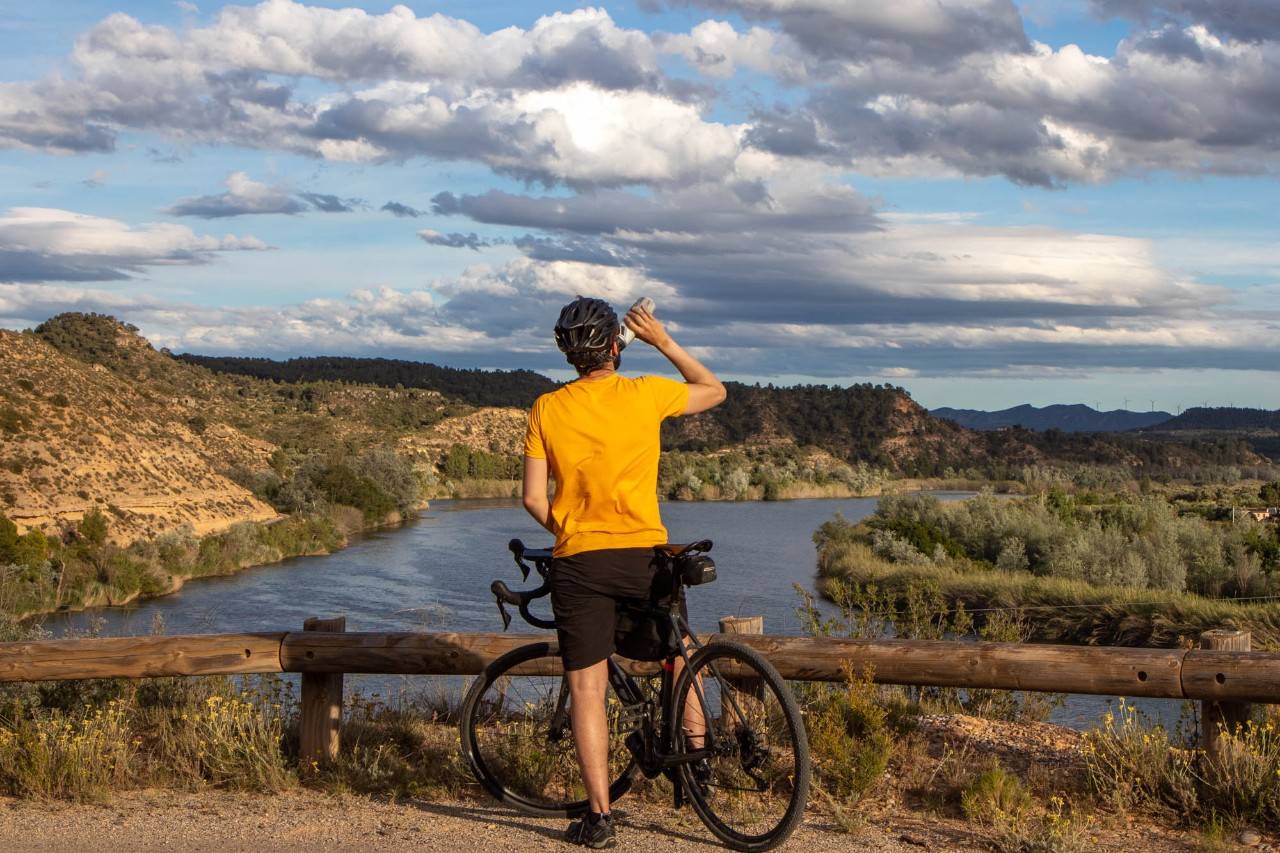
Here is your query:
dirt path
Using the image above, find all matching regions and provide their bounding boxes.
[0,788,1221,853]
[0,790,938,853]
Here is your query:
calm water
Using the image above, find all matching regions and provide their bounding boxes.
[45,495,1180,731]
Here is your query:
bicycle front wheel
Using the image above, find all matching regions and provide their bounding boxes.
[459,641,639,817]
[672,639,811,852]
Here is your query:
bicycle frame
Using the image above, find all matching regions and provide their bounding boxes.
[496,541,758,795]
[605,571,753,781]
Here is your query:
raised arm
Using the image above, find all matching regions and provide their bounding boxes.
[624,304,727,415]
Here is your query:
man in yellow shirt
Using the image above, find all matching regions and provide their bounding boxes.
[522,296,726,848]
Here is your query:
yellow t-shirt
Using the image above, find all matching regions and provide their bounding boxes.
[524,373,689,557]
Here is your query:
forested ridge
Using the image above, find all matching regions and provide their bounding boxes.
[1154,406,1280,432]
[178,354,558,408]
[172,347,1271,475]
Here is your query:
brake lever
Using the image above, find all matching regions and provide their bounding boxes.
[495,597,512,631]
[518,559,531,582]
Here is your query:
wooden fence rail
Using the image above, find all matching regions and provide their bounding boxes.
[0,620,1270,765]
[3,629,1277,700]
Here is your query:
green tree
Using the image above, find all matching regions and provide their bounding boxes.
[0,515,17,562]
[315,464,396,522]
[79,508,109,546]
[442,445,472,481]
[12,528,48,569]
[1261,481,1280,506]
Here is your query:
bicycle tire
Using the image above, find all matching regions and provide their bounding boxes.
[671,639,811,852]
[459,641,639,817]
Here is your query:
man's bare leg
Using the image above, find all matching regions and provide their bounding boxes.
[567,660,612,814]
[672,655,707,748]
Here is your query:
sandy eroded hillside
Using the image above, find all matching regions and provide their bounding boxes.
[0,329,278,544]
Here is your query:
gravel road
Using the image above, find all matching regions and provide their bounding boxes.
[0,790,942,853]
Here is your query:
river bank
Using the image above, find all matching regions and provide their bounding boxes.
[814,491,1280,651]
[434,475,1017,503]
[6,504,425,624]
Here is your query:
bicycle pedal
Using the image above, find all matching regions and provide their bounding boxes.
[615,702,649,731]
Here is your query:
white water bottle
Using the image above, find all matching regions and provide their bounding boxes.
[618,297,656,349]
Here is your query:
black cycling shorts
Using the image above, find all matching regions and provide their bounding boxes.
[550,547,689,671]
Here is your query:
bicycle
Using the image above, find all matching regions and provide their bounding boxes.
[459,538,811,852]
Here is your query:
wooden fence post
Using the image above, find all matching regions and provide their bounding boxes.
[1200,628,1252,769]
[720,616,764,697]
[719,615,764,637]
[300,616,345,767]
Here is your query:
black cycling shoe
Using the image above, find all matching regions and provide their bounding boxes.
[565,812,617,849]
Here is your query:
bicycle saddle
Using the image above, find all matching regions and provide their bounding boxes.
[654,540,713,556]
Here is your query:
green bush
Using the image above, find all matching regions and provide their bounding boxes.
[315,463,396,522]
[0,517,48,570]
[850,492,1278,598]
[79,509,109,547]
[440,444,520,482]
[804,667,895,805]
[961,763,1032,825]
[0,406,28,434]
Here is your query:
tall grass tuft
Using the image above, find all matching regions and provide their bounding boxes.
[1084,699,1280,831]
[0,701,136,800]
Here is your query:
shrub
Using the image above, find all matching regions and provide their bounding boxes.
[314,463,396,522]
[1082,700,1198,819]
[0,702,136,800]
[804,667,894,806]
[78,508,109,546]
[351,448,422,513]
[961,763,1032,825]
[152,689,293,792]
[0,406,28,434]
[313,693,467,798]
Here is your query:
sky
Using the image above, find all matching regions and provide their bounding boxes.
[0,0,1277,412]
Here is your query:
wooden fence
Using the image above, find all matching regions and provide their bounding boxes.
[0,617,1270,766]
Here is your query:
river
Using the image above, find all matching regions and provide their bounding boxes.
[45,495,1185,732]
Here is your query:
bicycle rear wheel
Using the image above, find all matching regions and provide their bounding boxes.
[459,641,640,817]
[671,639,811,852]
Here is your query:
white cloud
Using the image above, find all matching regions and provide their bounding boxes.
[0,2,737,187]
[164,172,359,218]
[0,207,267,282]
[166,172,306,218]
[658,20,807,81]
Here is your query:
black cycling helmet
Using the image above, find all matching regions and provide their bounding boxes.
[554,296,618,352]
[554,296,620,372]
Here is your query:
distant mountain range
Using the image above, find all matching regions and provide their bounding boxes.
[931,404,1173,433]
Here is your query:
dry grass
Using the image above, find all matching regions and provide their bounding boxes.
[1084,699,1280,832]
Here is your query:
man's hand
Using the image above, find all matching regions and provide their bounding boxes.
[625,305,725,415]
[624,304,672,349]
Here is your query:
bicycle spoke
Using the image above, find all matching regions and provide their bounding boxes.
[463,646,645,814]
[674,642,810,850]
